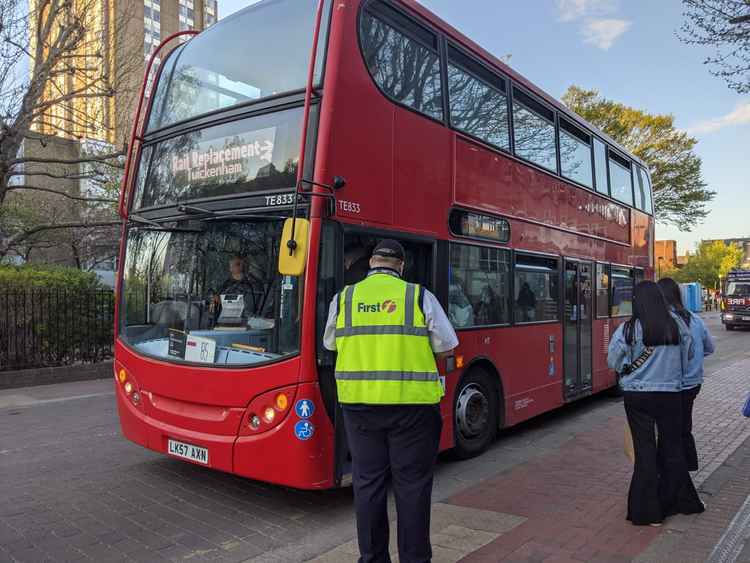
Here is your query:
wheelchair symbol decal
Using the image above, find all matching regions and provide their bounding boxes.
[294,420,315,441]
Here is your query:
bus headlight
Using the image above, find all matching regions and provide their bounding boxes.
[114,363,143,410]
[249,415,261,430]
[242,385,297,435]
[275,393,289,411]
[263,407,276,423]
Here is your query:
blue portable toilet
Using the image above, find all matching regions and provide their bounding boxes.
[679,282,703,312]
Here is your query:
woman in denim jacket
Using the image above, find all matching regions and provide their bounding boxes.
[658,278,715,471]
[607,281,705,526]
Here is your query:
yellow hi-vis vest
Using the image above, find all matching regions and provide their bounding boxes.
[334,272,442,405]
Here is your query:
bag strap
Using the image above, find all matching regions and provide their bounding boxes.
[630,346,655,371]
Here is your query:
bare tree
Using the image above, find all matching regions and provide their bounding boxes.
[0,0,142,260]
[679,0,750,93]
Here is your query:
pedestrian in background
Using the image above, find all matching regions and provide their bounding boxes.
[658,278,715,471]
[608,281,705,526]
[323,239,458,563]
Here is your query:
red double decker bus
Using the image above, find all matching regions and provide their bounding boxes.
[115,0,654,489]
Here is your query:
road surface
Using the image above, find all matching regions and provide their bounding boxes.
[0,312,747,562]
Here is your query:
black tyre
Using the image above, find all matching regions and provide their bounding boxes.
[725,324,734,331]
[452,368,499,459]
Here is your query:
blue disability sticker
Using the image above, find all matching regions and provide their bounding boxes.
[295,399,315,419]
[294,420,315,441]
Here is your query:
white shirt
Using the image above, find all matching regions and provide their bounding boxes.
[323,270,459,354]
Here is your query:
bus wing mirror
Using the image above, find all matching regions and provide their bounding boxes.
[278,218,310,276]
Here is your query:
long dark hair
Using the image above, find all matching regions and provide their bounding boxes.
[658,277,692,326]
[625,280,680,346]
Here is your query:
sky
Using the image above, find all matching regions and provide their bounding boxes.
[219,0,749,255]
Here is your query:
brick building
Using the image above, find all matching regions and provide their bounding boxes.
[30,0,218,148]
[655,239,678,276]
[16,0,217,267]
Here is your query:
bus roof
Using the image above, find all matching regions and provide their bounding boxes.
[400,0,648,169]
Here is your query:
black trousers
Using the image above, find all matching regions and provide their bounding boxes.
[624,391,705,525]
[682,385,701,471]
[342,404,442,563]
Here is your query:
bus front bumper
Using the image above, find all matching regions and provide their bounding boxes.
[723,312,750,325]
[115,381,336,489]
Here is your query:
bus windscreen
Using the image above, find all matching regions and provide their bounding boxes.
[120,218,302,367]
[726,281,750,297]
[147,0,327,131]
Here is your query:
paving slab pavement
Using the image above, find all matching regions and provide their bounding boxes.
[314,354,750,563]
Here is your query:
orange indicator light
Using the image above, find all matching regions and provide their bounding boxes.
[275,394,289,411]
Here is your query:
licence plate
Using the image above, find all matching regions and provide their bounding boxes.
[167,439,209,465]
[743,316,750,321]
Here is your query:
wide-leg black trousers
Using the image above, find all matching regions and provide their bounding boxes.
[681,385,701,471]
[342,404,442,563]
[623,391,705,525]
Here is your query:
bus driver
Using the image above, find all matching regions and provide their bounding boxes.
[211,255,260,325]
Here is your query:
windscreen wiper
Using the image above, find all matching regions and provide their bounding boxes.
[129,214,204,232]
[177,203,287,221]
[178,204,212,215]
[129,214,166,228]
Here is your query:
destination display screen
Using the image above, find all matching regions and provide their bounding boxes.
[132,106,303,210]
[450,210,510,243]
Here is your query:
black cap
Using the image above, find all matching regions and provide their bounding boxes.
[372,239,405,261]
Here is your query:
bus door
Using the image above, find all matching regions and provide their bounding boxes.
[563,259,593,400]
[326,229,435,484]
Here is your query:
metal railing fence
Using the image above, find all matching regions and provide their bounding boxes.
[0,288,115,371]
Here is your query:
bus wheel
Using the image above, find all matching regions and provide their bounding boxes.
[452,369,498,459]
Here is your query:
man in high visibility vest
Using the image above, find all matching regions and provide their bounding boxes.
[323,239,458,563]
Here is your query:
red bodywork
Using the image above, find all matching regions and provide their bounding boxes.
[722,271,750,326]
[115,0,653,489]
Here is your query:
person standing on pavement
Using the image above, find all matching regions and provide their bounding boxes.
[323,239,458,563]
[658,278,715,471]
[607,281,705,526]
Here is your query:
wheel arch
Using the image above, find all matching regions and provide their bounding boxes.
[461,356,506,430]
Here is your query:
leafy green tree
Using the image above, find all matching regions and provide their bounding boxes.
[562,86,715,230]
[671,240,742,287]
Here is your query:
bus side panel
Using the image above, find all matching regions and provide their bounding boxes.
[393,109,452,235]
[448,324,564,429]
[453,138,631,245]
[315,0,395,226]
[498,324,564,426]
[591,317,615,393]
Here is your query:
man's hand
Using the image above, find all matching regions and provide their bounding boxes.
[435,349,455,361]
